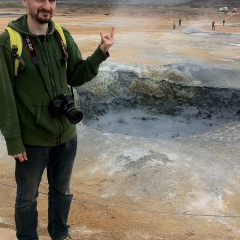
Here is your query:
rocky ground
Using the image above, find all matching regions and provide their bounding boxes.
[0,3,240,240]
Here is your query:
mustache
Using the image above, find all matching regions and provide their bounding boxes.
[38,9,52,15]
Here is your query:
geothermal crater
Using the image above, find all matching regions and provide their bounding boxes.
[76,62,240,139]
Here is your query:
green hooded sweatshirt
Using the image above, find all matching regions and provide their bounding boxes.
[0,15,109,156]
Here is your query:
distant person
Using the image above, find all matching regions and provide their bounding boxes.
[0,0,114,239]
[212,21,215,30]
[179,18,182,26]
[223,19,225,26]
[173,21,176,29]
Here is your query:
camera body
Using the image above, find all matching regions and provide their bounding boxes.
[49,94,83,124]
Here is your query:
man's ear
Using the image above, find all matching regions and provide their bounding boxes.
[22,0,28,8]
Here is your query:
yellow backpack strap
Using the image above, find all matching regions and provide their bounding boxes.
[55,23,68,69]
[55,23,66,45]
[6,27,25,76]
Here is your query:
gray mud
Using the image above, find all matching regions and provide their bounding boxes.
[85,108,235,139]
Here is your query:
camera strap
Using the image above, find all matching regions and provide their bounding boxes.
[23,35,52,100]
[23,35,38,65]
[54,29,68,65]
[23,34,74,100]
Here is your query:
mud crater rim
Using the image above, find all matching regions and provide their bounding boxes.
[76,64,240,139]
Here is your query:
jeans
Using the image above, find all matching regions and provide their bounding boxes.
[15,136,77,240]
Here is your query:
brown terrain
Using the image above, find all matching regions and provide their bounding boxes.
[0,3,240,240]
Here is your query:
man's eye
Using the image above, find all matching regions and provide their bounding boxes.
[37,0,56,2]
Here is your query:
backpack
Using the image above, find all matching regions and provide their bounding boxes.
[6,23,67,77]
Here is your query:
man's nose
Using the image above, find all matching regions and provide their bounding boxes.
[42,0,51,10]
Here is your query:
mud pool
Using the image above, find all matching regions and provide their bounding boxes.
[77,62,240,139]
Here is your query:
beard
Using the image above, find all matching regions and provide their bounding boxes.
[30,8,53,24]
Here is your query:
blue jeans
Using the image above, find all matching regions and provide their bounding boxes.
[15,136,77,240]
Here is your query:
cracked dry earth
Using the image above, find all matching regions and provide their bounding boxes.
[0,5,240,240]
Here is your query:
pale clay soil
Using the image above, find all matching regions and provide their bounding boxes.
[0,5,240,240]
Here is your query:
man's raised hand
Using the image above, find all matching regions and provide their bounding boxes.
[99,27,114,53]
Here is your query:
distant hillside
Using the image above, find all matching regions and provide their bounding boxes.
[189,0,239,7]
[51,0,240,6]
[1,0,239,7]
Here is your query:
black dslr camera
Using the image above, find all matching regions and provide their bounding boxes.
[49,94,83,124]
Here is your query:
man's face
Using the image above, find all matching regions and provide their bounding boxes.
[22,0,56,24]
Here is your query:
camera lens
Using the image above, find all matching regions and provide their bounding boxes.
[63,105,83,124]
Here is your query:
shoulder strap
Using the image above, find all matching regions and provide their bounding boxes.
[55,23,67,46]
[6,27,25,77]
[6,24,67,77]
[54,23,68,68]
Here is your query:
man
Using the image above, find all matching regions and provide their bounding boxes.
[173,21,176,30]
[212,20,215,30]
[0,0,114,239]
[178,18,181,26]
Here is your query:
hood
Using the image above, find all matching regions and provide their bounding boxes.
[8,14,56,37]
